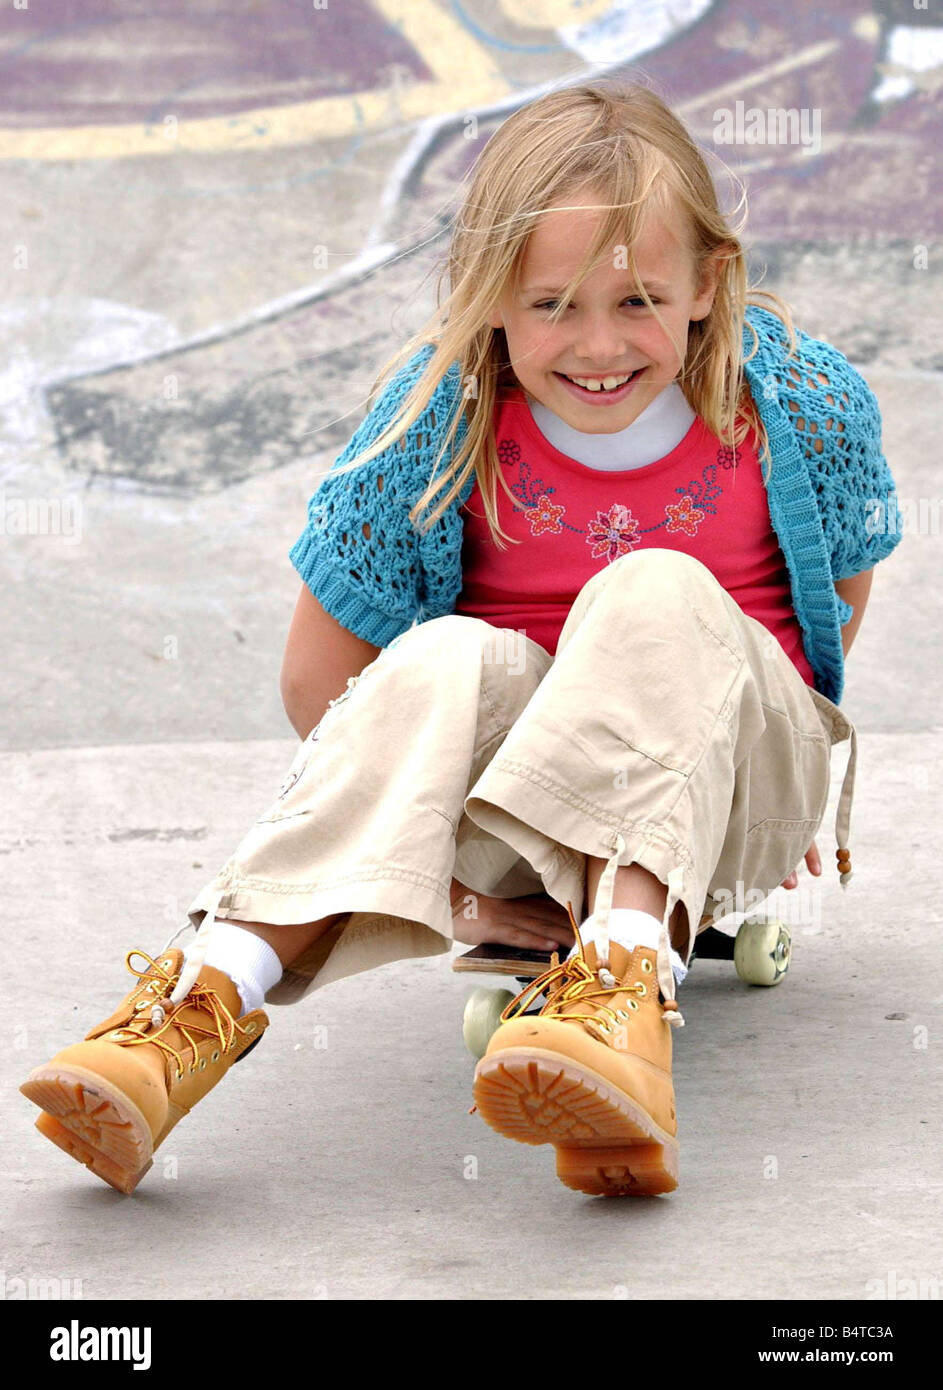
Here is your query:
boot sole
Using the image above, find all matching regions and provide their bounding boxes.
[473,1047,679,1196]
[20,1064,156,1195]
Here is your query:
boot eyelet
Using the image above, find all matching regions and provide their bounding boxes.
[162,959,173,969]
[615,1008,629,1021]
[245,1022,257,1034]
[174,1069,183,1081]
[211,1049,221,1062]
[198,1058,207,1071]
[637,984,647,997]
[628,999,639,1011]
[641,959,653,973]
[188,1064,196,1074]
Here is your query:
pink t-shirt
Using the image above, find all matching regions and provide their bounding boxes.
[455,384,817,687]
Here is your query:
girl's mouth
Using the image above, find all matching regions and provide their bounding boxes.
[553,367,644,405]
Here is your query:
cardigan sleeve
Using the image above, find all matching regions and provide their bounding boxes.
[288,345,439,648]
[780,333,904,583]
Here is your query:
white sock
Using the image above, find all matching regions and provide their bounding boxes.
[183,921,283,1017]
[571,907,688,986]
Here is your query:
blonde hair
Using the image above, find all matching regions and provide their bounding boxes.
[327,78,798,551]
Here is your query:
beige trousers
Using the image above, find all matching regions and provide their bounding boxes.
[186,549,857,1008]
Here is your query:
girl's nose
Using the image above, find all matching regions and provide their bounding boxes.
[572,317,630,365]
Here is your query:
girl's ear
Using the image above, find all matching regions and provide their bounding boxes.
[689,245,730,322]
[486,306,504,331]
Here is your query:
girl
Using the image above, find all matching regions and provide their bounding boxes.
[21,80,901,1199]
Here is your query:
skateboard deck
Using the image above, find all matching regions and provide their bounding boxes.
[453,924,737,975]
[452,941,556,978]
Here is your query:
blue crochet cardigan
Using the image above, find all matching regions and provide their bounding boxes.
[290,306,902,705]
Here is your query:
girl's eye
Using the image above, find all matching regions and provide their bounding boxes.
[534,296,655,311]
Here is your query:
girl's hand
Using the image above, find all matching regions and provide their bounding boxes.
[452,890,576,953]
[780,838,822,889]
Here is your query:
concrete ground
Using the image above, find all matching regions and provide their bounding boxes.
[2,0,942,1301]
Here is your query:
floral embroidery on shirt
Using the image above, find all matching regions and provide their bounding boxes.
[498,434,732,557]
[587,503,641,560]
[664,495,705,537]
[525,493,566,535]
[679,464,724,515]
[498,438,523,470]
[502,437,583,536]
[660,464,724,538]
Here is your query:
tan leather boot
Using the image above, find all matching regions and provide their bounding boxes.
[21,946,268,1194]
[473,902,681,1197]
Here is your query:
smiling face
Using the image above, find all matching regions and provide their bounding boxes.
[487,185,723,432]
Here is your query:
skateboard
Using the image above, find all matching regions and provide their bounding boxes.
[452,917,792,1058]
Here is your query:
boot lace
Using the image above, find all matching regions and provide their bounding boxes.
[498,900,675,1040]
[105,950,254,1079]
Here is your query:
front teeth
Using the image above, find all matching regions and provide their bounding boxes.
[564,371,635,392]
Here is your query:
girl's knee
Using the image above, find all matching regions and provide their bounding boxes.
[611,546,714,587]
[579,548,722,621]
[403,614,525,668]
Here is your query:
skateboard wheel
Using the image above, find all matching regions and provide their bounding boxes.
[462,987,516,1059]
[733,917,791,986]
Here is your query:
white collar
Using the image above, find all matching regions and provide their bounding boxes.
[526,382,696,469]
